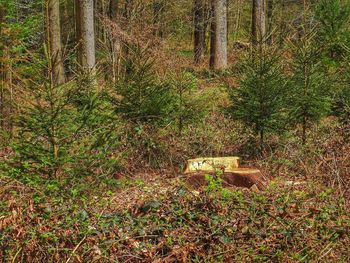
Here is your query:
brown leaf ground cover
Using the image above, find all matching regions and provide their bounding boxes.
[1,170,349,262]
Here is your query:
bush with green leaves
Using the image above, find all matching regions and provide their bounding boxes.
[289,26,331,145]
[226,47,288,152]
[169,71,210,134]
[314,0,350,62]
[15,72,120,177]
[112,47,175,126]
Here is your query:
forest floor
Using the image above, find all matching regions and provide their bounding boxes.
[1,168,349,262]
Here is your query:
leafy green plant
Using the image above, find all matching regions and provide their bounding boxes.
[169,71,209,134]
[15,69,120,177]
[112,46,174,126]
[227,46,288,152]
[288,24,331,144]
[314,0,350,62]
[205,169,224,194]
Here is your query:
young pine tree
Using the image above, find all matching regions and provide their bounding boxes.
[112,46,174,125]
[16,65,119,177]
[314,0,350,62]
[289,26,331,145]
[227,46,288,152]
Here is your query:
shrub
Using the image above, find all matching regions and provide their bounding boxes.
[226,46,288,152]
[314,0,350,62]
[112,46,175,126]
[15,72,120,177]
[169,71,210,134]
[288,24,331,144]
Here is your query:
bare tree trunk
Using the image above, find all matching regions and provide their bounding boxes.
[267,0,273,44]
[109,0,121,82]
[234,0,243,32]
[252,0,266,46]
[209,0,227,70]
[47,0,66,85]
[194,0,205,64]
[76,0,96,72]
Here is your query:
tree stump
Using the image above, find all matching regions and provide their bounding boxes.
[184,157,269,190]
[184,157,240,173]
[186,168,268,190]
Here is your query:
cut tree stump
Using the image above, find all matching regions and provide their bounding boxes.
[184,157,269,190]
[186,168,268,190]
[184,157,240,173]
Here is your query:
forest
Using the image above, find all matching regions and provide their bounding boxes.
[0,0,349,262]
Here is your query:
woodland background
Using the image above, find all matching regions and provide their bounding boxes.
[0,0,349,262]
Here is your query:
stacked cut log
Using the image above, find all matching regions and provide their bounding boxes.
[184,157,269,190]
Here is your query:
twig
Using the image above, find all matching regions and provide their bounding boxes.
[65,236,86,263]
[11,248,22,263]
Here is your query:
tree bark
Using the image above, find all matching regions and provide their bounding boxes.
[194,0,206,64]
[209,0,227,70]
[267,0,273,44]
[252,0,266,46]
[76,0,96,72]
[109,0,121,82]
[47,0,66,85]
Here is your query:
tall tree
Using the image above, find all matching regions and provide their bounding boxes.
[76,0,96,72]
[267,0,273,44]
[252,0,266,46]
[108,0,121,81]
[47,0,66,85]
[209,0,227,70]
[194,0,206,64]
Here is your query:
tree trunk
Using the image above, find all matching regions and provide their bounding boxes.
[76,0,96,72]
[234,0,243,32]
[194,0,205,64]
[109,0,121,82]
[47,0,66,85]
[252,0,266,46]
[209,0,227,70]
[267,0,273,44]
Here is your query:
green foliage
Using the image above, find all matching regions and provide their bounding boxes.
[113,47,174,125]
[205,172,223,193]
[169,71,209,133]
[227,47,288,150]
[289,26,331,144]
[314,0,350,61]
[15,71,120,177]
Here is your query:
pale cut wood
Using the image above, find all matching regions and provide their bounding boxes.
[184,157,240,173]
